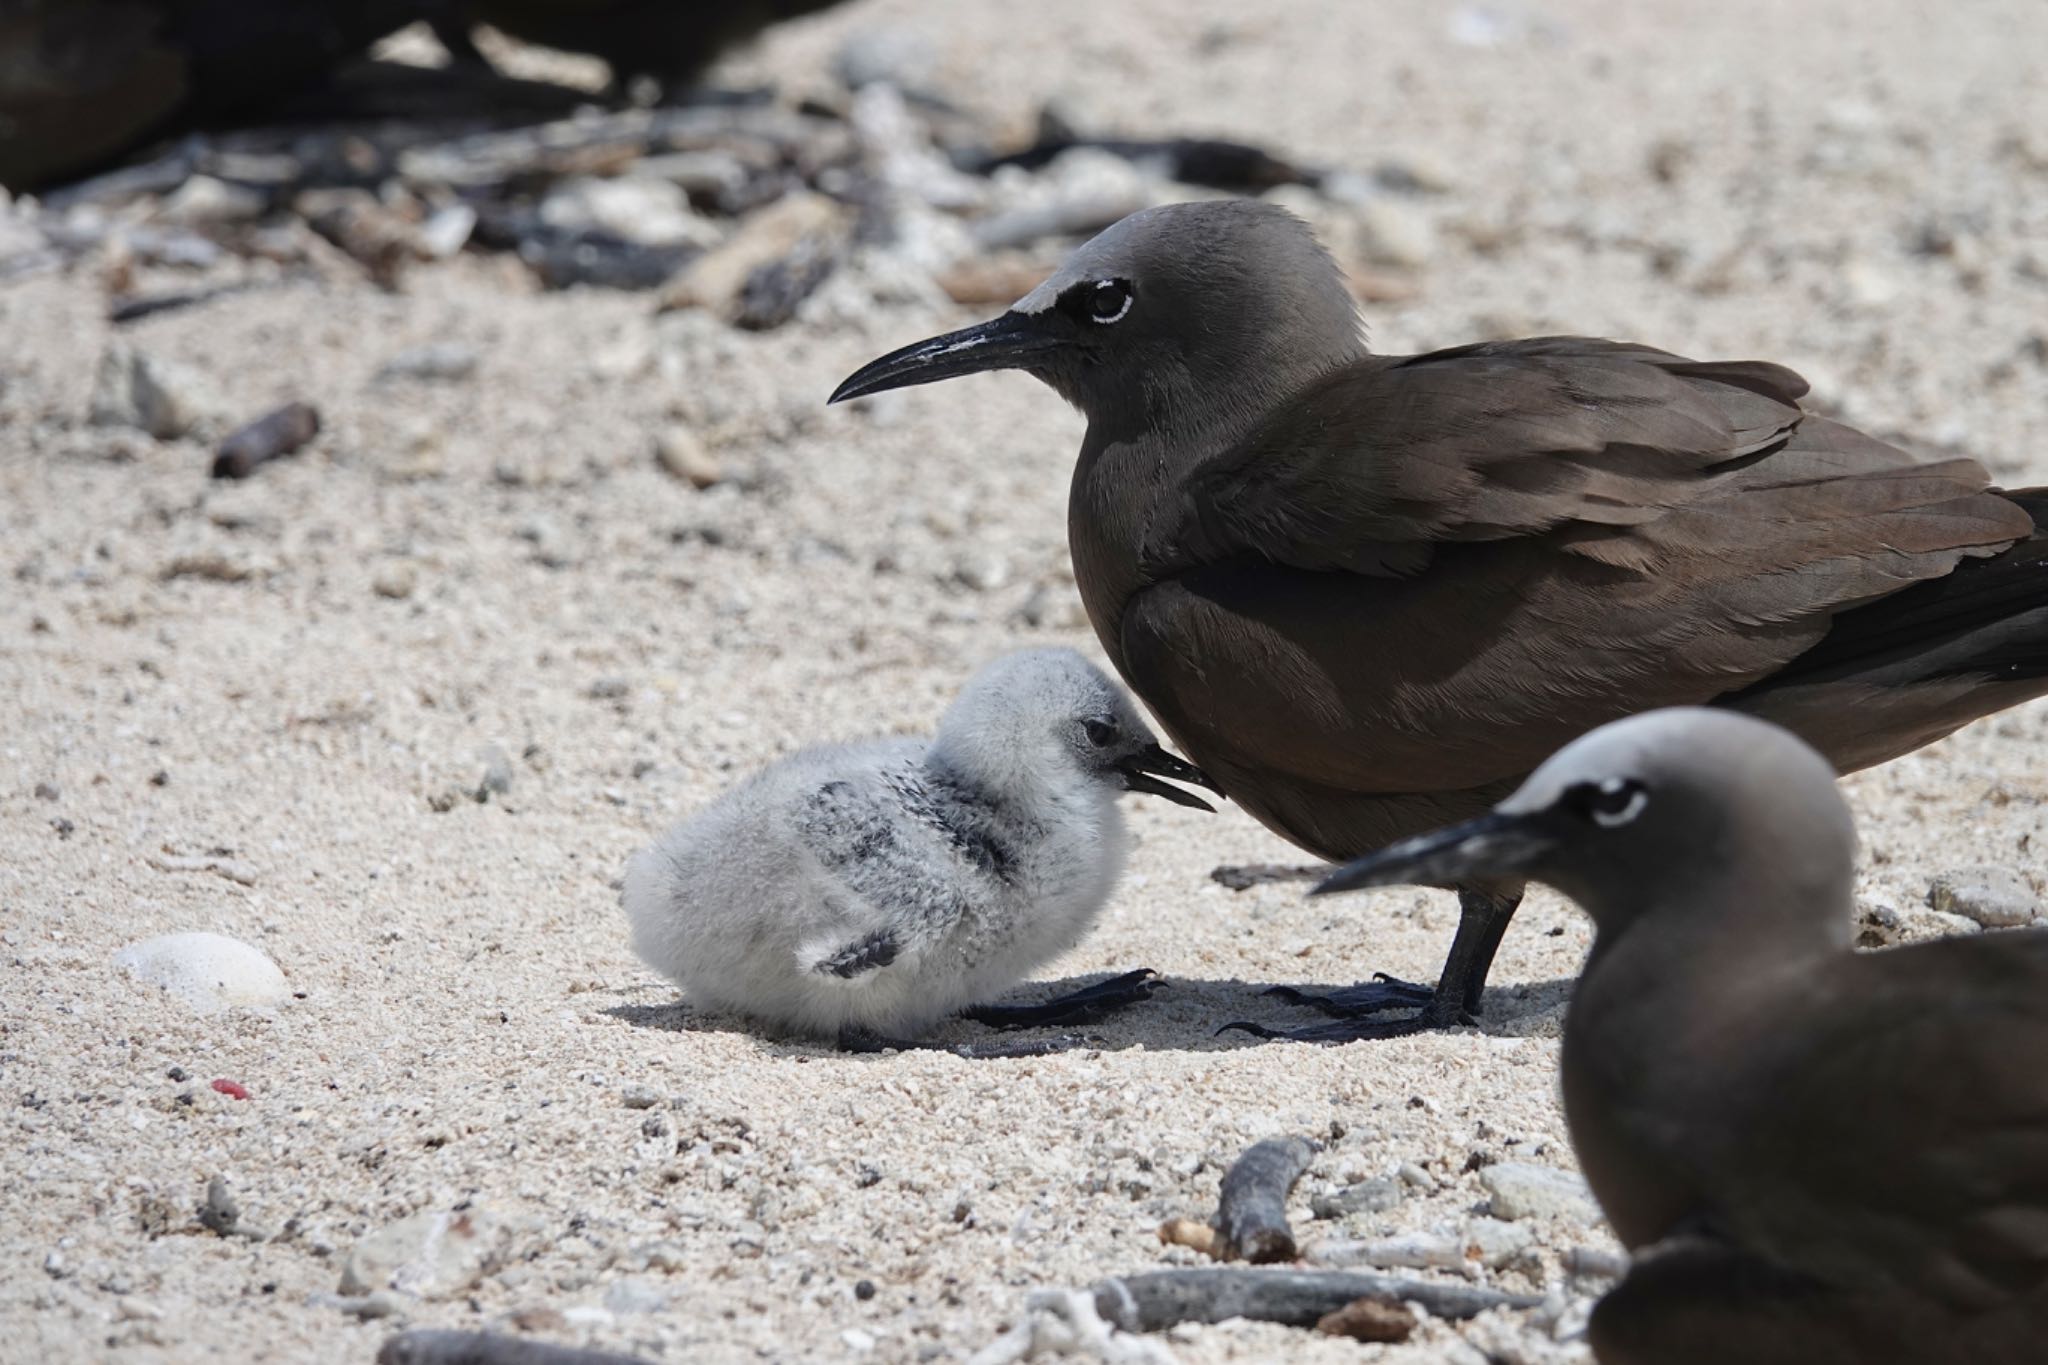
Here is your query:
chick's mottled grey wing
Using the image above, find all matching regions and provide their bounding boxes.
[793,770,991,973]
[1714,936,2048,1313]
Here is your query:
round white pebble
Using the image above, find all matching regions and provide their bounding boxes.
[112,932,288,1014]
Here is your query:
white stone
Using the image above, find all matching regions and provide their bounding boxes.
[1464,1215,1535,1266]
[1928,867,2041,928]
[156,176,266,226]
[539,177,719,250]
[339,1207,515,1300]
[655,427,722,489]
[1353,198,1436,268]
[112,932,288,1015]
[1480,1162,1599,1223]
[418,205,477,259]
[89,346,227,440]
[372,562,418,600]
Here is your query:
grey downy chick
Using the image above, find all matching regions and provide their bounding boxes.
[621,648,1217,1054]
[1316,707,2048,1364]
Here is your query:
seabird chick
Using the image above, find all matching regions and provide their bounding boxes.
[621,648,1217,1054]
[831,198,2048,1042]
[1317,708,2048,1363]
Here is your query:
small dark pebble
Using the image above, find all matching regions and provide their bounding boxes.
[51,818,75,838]
[524,231,693,292]
[33,782,58,801]
[166,1066,189,1082]
[732,240,837,331]
[149,769,170,787]
[198,1176,240,1235]
[1316,1295,1417,1343]
[854,1280,876,1301]
[213,402,321,480]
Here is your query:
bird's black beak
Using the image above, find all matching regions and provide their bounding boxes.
[1312,810,1556,896]
[1117,745,1222,812]
[828,312,1064,404]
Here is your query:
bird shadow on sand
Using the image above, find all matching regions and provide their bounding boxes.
[601,969,1574,1056]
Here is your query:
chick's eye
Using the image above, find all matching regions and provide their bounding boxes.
[1082,718,1119,748]
[1086,279,1133,324]
[1564,777,1648,828]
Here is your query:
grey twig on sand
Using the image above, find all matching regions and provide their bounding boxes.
[621,648,1217,1054]
[376,1330,653,1365]
[831,198,2048,1045]
[1089,1268,1539,1331]
[1211,1137,1318,1263]
[1208,863,1322,892]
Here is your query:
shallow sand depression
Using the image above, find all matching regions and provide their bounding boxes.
[3,1,2047,1361]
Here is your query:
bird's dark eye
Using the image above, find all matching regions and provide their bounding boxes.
[1082,718,1120,747]
[1084,278,1133,325]
[1561,778,1648,828]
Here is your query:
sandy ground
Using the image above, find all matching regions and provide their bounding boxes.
[4,1,2048,1362]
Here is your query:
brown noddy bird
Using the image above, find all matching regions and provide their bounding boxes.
[1314,708,2048,1363]
[829,199,2048,1041]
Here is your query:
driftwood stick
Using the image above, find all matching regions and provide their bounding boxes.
[1212,1136,1316,1262]
[376,1330,655,1365]
[1089,1268,1541,1333]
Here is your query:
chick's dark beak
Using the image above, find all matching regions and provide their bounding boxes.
[1117,745,1221,812]
[828,312,1065,404]
[1313,810,1556,896]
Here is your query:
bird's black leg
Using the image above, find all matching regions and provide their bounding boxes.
[1447,884,1521,1015]
[1219,886,1525,1043]
[836,1026,1086,1060]
[960,968,1162,1029]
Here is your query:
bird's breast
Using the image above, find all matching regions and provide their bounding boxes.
[1067,433,1183,669]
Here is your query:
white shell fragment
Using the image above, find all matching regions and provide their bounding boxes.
[111,932,288,1014]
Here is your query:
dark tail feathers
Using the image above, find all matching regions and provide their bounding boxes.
[1745,487,2048,689]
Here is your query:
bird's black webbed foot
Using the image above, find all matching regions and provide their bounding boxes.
[960,968,1162,1029]
[1259,971,1436,1017]
[1217,988,1475,1044]
[836,1027,1090,1060]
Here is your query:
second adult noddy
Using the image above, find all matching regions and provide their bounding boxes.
[1315,709,2048,1363]
[831,199,2048,1041]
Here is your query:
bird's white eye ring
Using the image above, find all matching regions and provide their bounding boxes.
[1088,279,1133,324]
[1591,778,1648,828]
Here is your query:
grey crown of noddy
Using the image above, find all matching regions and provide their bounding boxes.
[830,198,2048,1043]
[620,647,1217,1057]
[1317,708,2048,1364]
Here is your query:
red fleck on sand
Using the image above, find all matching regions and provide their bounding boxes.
[210,1079,249,1100]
